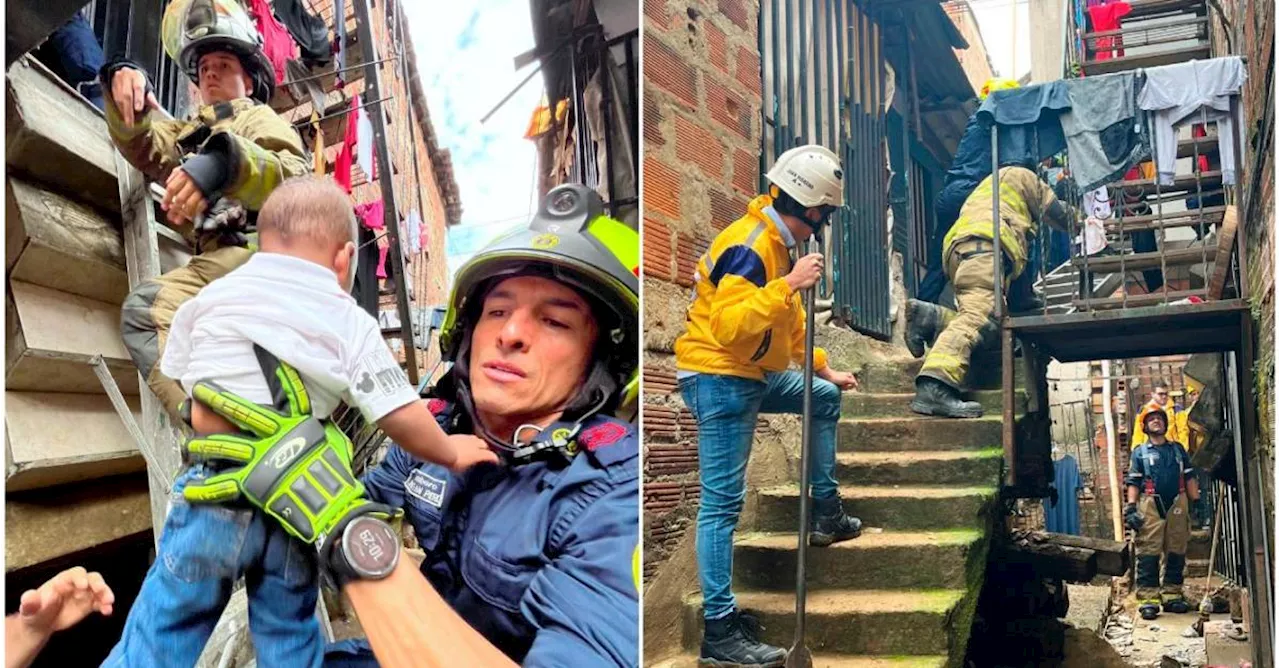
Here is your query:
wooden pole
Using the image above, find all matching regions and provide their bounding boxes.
[1101,360,1123,541]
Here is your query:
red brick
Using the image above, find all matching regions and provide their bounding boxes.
[718,0,751,31]
[644,95,665,148]
[705,22,729,74]
[645,33,698,109]
[674,232,711,287]
[736,46,761,96]
[674,115,724,179]
[644,155,683,219]
[644,0,671,28]
[643,217,676,281]
[705,79,752,140]
[732,149,759,196]
[709,188,750,230]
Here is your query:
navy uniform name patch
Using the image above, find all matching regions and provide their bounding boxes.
[405,469,447,508]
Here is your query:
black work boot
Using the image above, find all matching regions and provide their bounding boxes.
[910,377,983,418]
[700,609,787,667]
[1163,597,1190,614]
[1006,272,1045,314]
[904,299,944,358]
[810,496,863,546]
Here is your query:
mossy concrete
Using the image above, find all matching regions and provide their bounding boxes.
[733,530,982,590]
[682,589,965,656]
[835,449,1004,486]
[838,417,1002,452]
[842,391,1026,419]
[858,355,1027,394]
[755,485,999,532]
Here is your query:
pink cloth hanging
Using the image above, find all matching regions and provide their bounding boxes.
[333,96,360,193]
[247,0,298,86]
[354,200,389,278]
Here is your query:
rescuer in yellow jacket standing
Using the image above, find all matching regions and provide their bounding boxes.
[904,165,1073,418]
[675,144,862,667]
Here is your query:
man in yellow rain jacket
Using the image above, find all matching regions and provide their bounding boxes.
[105,0,309,416]
[905,166,1073,417]
[675,144,862,667]
[1131,381,1186,447]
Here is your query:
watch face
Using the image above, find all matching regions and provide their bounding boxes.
[342,516,399,579]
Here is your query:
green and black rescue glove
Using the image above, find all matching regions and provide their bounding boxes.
[1123,502,1143,531]
[181,347,401,555]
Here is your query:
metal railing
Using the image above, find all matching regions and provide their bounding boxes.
[84,0,190,116]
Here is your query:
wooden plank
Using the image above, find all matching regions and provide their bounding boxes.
[1073,288,1210,311]
[6,282,138,394]
[1112,170,1223,198]
[6,178,129,304]
[1207,205,1239,299]
[1070,246,1212,272]
[5,57,119,213]
[1083,44,1211,76]
[1105,206,1226,233]
[5,391,145,492]
[5,474,152,572]
[1042,533,1130,576]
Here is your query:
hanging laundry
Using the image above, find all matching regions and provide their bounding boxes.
[1078,217,1109,256]
[1138,56,1246,186]
[273,0,331,67]
[1042,455,1083,535]
[1087,2,1132,61]
[247,0,298,87]
[975,81,1071,169]
[1060,71,1147,192]
[310,110,325,175]
[354,200,390,279]
[1083,186,1112,220]
[404,210,424,255]
[356,102,375,181]
[1190,123,1212,174]
[334,96,360,193]
[333,0,347,87]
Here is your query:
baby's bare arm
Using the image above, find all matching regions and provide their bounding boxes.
[376,402,460,468]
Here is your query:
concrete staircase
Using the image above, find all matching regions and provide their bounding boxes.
[655,358,1017,667]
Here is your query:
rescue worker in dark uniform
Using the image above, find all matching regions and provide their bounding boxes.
[104,0,310,417]
[181,185,639,665]
[1125,410,1200,620]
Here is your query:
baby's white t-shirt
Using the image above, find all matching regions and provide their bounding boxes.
[162,252,419,423]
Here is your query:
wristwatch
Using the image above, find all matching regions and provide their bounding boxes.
[327,515,401,586]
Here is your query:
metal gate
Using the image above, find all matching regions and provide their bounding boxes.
[759,0,892,339]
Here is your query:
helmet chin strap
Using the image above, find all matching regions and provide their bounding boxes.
[455,379,613,465]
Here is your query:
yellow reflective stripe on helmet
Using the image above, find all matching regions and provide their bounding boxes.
[586,215,639,277]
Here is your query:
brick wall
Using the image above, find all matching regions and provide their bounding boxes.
[642,0,764,581]
[279,0,454,378]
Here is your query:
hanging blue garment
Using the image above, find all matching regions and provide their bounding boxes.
[1043,455,1083,535]
[976,82,1072,170]
[49,12,105,110]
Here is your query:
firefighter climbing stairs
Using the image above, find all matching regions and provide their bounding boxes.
[654,356,1021,667]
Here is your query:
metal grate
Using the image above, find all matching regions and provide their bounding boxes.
[759,0,892,339]
[86,0,190,117]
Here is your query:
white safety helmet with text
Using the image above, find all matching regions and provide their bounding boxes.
[765,144,845,208]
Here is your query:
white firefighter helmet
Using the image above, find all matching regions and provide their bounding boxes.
[765,144,844,208]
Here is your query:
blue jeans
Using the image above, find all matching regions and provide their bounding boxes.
[49,12,105,110]
[103,465,323,667]
[681,371,842,620]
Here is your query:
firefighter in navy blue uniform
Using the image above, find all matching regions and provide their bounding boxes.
[323,183,640,666]
[1125,410,1199,621]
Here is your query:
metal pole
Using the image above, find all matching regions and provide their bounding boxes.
[353,0,419,384]
[786,238,818,668]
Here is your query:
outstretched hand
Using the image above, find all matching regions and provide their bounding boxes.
[17,567,114,636]
[447,434,500,473]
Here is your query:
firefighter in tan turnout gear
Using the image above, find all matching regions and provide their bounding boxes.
[1126,410,1199,620]
[104,0,309,416]
[904,165,1073,418]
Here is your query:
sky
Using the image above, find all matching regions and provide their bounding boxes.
[968,0,1033,81]
[401,0,546,278]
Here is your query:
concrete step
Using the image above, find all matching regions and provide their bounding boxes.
[1187,558,1210,578]
[857,356,1025,394]
[651,652,946,667]
[682,589,965,656]
[6,280,139,394]
[5,391,145,492]
[834,449,1003,486]
[842,390,1025,419]
[6,473,152,572]
[1187,529,1211,560]
[756,485,998,532]
[733,530,982,591]
[838,416,1002,452]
